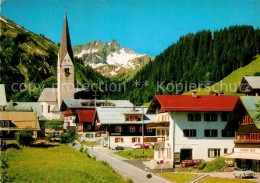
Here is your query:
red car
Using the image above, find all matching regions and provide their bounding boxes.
[180,159,204,167]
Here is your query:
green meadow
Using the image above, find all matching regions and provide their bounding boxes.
[2,144,126,183]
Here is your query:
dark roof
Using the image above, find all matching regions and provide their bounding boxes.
[148,95,239,113]
[58,12,73,64]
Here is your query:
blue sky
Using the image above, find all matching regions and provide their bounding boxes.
[1,0,259,56]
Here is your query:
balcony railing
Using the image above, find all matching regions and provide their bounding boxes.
[145,136,165,143]
[235,133,260,143]
[146,122,169,128]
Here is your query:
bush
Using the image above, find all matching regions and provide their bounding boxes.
[46,133,54,142]
[80,145,84,153]
[198,161,207,170]
[202,157,227,172]
[60,128,77,144]
[16,128,35,146]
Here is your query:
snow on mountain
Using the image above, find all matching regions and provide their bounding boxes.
[73,40,153,77]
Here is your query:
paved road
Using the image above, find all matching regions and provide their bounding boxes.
[70,141,171,183]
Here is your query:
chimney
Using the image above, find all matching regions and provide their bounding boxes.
[192,91,197,98]
[133,105,136,111]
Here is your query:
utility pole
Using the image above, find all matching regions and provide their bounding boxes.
[142,105,144,154]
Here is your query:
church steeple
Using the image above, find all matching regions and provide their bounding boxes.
[58,10,74,64]
[57,8,75,110]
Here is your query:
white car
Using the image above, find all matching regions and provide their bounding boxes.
[131,143,142,149]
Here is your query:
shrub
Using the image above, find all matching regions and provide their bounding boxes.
[202,157,226,172]
[127,178,134,183]
[0,156,14,182]
[60,128,77,144]
[16,128,35,146]
[198,161,207,170]
[46,133,54,142]
[80,145,84,153]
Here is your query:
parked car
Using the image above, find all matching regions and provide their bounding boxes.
[233,168,254,179]
[131,143,150,149]
[180,159,204,167]
[115,146,124,151]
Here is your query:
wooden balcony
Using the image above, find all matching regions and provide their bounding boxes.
[145,136,165,143]
[235,133,260,143]
[146,122,169,128]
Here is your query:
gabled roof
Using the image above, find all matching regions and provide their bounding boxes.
[240,96,260,129]
[97,107,155,125]
[0,111,40,131]
[0,84,7,106]
[148,95,239,113]
[243,76,260,89]
[58,12,74,64]
[61,99,133,109]
[78,110,96,123]
[38,88,85,102]
[5,102,43,118]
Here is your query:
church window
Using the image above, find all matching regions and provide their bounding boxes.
[65,68,70,77]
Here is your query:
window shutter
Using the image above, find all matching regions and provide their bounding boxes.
[138,138,140,143]
[115,138,117,143]
[144,138,146,142]
[132,138,134,143]
[121,138,124,142]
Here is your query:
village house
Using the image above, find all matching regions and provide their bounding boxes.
[146,94,239,168]
[62,99,133,141]
[237,76,260,96]
[227,96,260,172]
[96,106,156,149]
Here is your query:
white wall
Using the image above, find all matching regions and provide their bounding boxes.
[154,112,235,162]
[40,102,62,120]
[108,136,151,149]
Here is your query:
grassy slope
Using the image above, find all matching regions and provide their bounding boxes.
[3,144,126,183]
[158,173,199,183]
[115,66,143,82]
[184,55,260,95]
[200,177,253,183]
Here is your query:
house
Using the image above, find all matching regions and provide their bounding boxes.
[237,76,260,96]
[62,99,133,141]
[96,106,156,149]
[146,94,239,168]
[0,111,40,142]
[227,96,260,172]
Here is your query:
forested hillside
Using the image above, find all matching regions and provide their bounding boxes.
[111,26,260,105]
[0,15,107,102]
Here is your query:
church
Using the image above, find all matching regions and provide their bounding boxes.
[38,11,83,120]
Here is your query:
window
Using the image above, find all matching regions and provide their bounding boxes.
[48,105,50,113]
[222,130,235,137]
[221,113,228,121]
[204,113,218,122]
[0,121,10,127]
[126,117,130,121]
[115,138,123,143]
[65,68,70,76]
[139,126,142,133]
[183,129,197,137]
[115,126,122,132]
[224,148,228,154]
[130,126,135,133]
[147,128,153,133]
[188,113,201,121]
[204,129,218,137]
[87,125,92,131]
[0,131,3,137]
[208,149,221,158]
[132,137,138,143]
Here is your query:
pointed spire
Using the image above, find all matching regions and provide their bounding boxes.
[58,8,73,64]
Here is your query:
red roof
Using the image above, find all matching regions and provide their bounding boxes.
[155,95,239,112]
[77,110,96,123]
